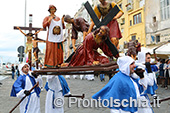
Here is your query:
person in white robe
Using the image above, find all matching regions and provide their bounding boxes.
[45,75,70,113]
[10,63,41,113]
[137,52,158,98]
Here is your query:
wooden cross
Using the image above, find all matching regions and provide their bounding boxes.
[84,1,120,29]
[84,1,120,57]
[14,14,46,69]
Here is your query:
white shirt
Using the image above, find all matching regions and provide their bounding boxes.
[48,19,63,43]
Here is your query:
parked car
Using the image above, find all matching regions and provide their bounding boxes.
[0,63,12,75]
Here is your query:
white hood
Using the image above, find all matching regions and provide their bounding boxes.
[137,52,146,63]
[19,63,30,75]
[117,56,134,76]
[136,52,146,69]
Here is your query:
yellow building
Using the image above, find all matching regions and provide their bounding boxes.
[114,0,146,52]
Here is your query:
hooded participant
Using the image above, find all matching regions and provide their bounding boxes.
[10,63,41,113]
[137,52,158,97]
[44,74,70,113]
[92,56,138,112]
[92,56,154,113]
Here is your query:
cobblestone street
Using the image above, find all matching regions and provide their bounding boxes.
[0,75,170,113]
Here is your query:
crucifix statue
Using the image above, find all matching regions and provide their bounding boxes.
[16,27,45,61]
[14,14,46,69]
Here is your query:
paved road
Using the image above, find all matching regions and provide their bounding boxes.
[0,76,8,81]
[0,75,170,113]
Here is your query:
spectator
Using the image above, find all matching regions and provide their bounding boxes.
[164,59,170,90]
[11,64,15,80]
[99,73,105,82]
[15,65,20,78]
[158,59,165,87]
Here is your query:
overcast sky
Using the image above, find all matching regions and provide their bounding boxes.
[0,0,92,63]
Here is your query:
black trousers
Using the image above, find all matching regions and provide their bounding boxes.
[165,70,169,87]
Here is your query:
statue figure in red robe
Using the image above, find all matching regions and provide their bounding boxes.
[68,26,113,66]
[42,5,65,68]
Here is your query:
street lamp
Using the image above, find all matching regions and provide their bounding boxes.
[24,0,27,62]
[29,14,33,23]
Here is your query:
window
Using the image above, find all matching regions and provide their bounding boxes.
[153,16,157,22]
[160,0,170,20]
[131,35,136,40]
[156,35,160,43]
[133,13,142,25]
[130,20,132,26]
[121,18,125,25]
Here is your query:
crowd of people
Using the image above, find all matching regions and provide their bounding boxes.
[156,58,170,90]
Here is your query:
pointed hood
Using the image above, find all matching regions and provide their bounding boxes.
[136,52,146,69]
[117,56,134,76]
[137,52,146,63]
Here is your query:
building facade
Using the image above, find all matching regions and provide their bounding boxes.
[112,0,146,52]
[145,0,170,45]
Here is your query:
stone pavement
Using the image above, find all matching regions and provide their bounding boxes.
[0,75,170,113]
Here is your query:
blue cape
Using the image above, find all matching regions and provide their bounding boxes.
[145,81,158,96]
[92,72,143,112]
[10,74,41,97]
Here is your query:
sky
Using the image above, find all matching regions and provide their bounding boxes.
[0,0,92,64]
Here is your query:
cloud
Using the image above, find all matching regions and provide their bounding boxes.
[0,51,18,63]
[0,0,92,63]
[0,32,24,50]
